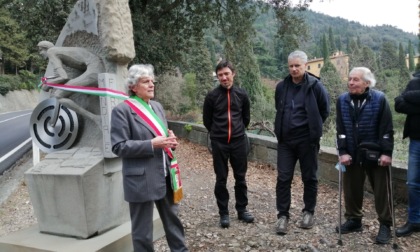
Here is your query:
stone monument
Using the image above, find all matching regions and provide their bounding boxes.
[24,0,135,240]
[0,1,167,251]
[0,0,147,243]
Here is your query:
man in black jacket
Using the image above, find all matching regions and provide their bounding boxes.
[203,60,254,228]
[395,72,420,237]
[274,50,330,235]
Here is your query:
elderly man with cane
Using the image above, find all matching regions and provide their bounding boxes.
[335,67,395,245]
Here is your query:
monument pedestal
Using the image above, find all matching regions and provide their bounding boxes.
[0,211,164,252]
[25,147,128,238]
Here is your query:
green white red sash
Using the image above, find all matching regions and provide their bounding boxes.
[124,96,183,204]
[40,77,129,100]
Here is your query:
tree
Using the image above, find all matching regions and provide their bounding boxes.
[321,34,329,63]
[216,0,263,102]
[398,43,410,92]
[129,0,214,73]
[408,40,415,71]
[359,46,378,73]
[184,36,214,108]
[347,38,361,69]
[254,38,279,79]
[0,8,29,74]
[2,0,76,53]
[270,1,311,76]
[206,36,217,68]
[379,40,399,70]
[320,61,344,135]
[328,27,336,54]
[336,35,342,52]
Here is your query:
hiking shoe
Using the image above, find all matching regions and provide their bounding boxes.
[335,219,362,234]
[220,215,230,228]
[276,216,288,235]
[300,211,314,229]
[396,221,420,237]
[376,224,391,244]
[238,210,255,223]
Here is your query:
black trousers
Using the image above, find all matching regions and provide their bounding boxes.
[211,136,249,216]
[343,162,392,225]
[276,137,319,219]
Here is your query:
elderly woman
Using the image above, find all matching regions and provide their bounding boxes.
[335,67,394,244]
[111,64,188,252]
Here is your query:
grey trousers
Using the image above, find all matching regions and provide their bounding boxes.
[129,179,188,252]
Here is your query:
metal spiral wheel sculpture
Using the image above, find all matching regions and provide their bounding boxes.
[30,98,79,153]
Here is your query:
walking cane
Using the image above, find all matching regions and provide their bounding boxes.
[337,162,343,246]
[335,142,345,246]
[335,160,345,246]
[386,164,398,249]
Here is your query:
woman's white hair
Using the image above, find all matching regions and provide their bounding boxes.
[349,67,376,87]
[126,64,155,96]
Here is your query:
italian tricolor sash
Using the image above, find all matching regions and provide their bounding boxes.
[124,96,183,204]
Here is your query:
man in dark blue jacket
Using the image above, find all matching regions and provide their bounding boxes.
[336,67,394,244]
[274,50,330,235]
[203,60,253,228]
[395,72,420,237]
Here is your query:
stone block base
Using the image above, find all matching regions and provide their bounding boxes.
[0,210,164,252]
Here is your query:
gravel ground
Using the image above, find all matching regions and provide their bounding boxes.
[0,139,418,251]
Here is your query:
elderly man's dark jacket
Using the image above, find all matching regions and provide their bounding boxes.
[336,88,394,159]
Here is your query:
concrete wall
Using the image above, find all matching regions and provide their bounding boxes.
[168,121,409,203]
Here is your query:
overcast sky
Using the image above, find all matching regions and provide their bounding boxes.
[307,0,419,34]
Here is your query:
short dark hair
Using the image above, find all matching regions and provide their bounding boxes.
[215,60,235,74]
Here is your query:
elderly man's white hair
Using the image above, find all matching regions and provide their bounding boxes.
[288,50,308,64]
[126,64,155,96]
[349,67,377,87]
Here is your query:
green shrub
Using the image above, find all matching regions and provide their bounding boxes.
[0,75,13,95]
[0,75,17,95]
[19,70,38,90]
[184,124,193,132]
[0,84,10,96]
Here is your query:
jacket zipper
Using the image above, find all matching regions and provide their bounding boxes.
[227,89,231,143]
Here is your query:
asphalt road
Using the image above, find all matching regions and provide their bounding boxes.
[0,110,32,174]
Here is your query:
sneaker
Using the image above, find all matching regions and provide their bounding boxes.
[300,211,314,229]
[220,215,230,228]
[335,219,362,234]
[276,216,288,235]
[376,224,391,244]
[238,210,254,223]
[396,221,420,237]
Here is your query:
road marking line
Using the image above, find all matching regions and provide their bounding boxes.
[0,138,32,163]
[0,113,32,124]
[0,109,32,116]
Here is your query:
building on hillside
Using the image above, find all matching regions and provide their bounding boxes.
[405,54,420,69]
[307,52,420,82]
[306,51,349,81]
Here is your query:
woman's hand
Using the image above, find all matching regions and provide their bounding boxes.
[151,129,179,149]
[151,135,179,149]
